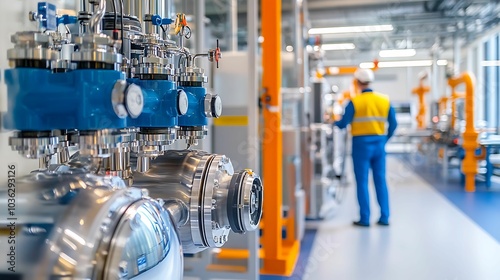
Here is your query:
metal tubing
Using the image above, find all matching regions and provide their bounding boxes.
[89,0,106,34]
[228,0,238,51]
[164,200,189,226]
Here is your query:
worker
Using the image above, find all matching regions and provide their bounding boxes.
[334,68,398,226]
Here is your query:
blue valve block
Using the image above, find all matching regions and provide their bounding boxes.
[178,86,207,127]
[3,68,127,131]
[127,79,180,128]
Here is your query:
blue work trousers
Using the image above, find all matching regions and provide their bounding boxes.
[351,136,390,224]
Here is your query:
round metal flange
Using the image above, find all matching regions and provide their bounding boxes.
[177,126,207,140]
[133,129,177,156]
[200,155,233,247]
[9,132,59,159]
[75,130,133,157]
[204,94,222,118]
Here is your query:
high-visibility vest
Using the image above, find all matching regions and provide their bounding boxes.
[350,92,390,136]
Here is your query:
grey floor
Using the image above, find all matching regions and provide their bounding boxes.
[303,157,500,280]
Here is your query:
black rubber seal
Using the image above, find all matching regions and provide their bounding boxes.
[227,171,246,233]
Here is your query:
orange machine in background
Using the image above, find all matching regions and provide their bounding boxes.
[412,72,430,129]
[448,72,478,192]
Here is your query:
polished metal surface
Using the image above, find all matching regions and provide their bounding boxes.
[177,126,208,146]
[103,197,183,279]
[73,129,135,157]
[72,33,122,65]
[132,150,264,253]
[134,129,177,156]
[0,168,183,279]
[178,66,208,83]
[9,133,59,159]
[306,123,347,219]
[204,94,222,118]
[7,32,58,65]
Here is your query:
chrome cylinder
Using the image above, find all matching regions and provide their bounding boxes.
[0,170,183,279]
[132,150,263,253]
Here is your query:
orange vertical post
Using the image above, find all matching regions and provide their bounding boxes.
[260,0,300,276]
[411,76,430,129]
[448,72,477,192]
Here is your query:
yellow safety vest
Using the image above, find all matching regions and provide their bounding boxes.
[351,92,390,136]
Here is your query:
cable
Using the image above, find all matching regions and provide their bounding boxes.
[111,0,117,31]
[120,0,124,55]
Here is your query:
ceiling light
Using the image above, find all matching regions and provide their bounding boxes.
[359,62,376,69]
[321,43,356,51]
[437,60,448,66]
[379,49,416,58]
[286,45,294,52]
[309,24,393,35]
[360,60,449,68]
[481,60,500,67]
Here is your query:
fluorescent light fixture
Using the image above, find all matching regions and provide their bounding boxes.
[360,60,449,69]
[321,43,356,51]
[437,60,448,66]
[379,49,416,58]
[309,24,393,35]
[359,62,376,69]
[481,60,500,67]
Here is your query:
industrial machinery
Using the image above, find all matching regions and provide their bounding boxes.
[307,80,348,219]
[0,1,263,278]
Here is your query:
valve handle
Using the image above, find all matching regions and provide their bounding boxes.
[151,14,174,26]
[215,39,221,68]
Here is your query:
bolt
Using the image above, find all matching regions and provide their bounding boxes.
[119,261,128,275]
[213,179,219,188]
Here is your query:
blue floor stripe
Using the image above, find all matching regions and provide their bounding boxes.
[397,154,500,243]
[260,229,317,280]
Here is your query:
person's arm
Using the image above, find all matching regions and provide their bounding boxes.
[387,105,398,140]
[334,101,354,129]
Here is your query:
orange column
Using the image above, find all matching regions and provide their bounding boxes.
[411,78,430,129]
[261,0,300,276]
[261,0,282,260]
[448,72,478,192]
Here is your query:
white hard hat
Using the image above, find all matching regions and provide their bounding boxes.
[354,68,374,84]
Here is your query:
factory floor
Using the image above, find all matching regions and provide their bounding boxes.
[261,154,500,280]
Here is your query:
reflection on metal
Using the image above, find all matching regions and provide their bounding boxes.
[132,150,263,253]
[2,0,261,279]
[308,124,347,219]
[0,170,182,279]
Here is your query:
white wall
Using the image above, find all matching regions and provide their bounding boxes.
[326,65,448,122]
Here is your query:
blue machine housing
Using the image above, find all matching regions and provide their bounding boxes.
[127,79,179,128]
[178,86,207,127]
[3,68,127,131]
